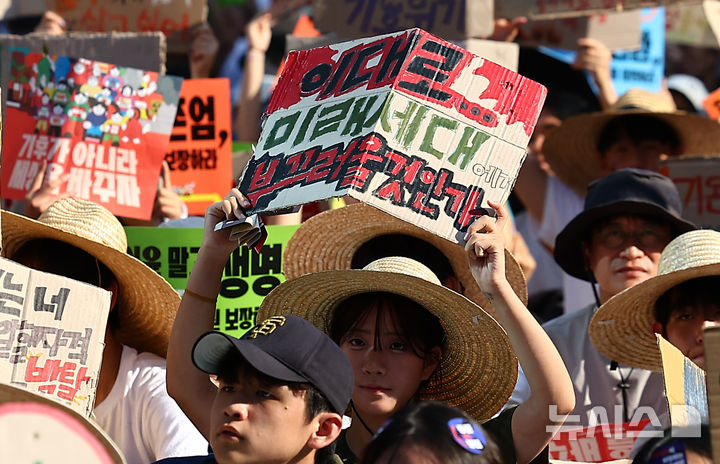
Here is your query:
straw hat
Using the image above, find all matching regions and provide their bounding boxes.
[542,88,720,195]
[282,203,528,313]
[258,256,518,421]
[1,198,180,358]
[0,381,125,463]
[589,230,720,372]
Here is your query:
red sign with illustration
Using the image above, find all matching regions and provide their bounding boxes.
[1,50,183,219]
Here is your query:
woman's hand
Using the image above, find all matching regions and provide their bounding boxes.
[201,188,252,254]
[465,200,509,297]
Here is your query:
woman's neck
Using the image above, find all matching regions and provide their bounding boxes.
[345,407,389,459]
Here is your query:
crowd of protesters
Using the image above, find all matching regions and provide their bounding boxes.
[0,1,719,463]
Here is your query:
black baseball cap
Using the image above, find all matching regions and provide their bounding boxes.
[554,168,696,281]
[192,314,354,414]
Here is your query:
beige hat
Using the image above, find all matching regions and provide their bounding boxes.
[542,89,720,195]
[258,256,518,422]
[1,198,180,358]
[590,229,720,371]
[282,203,528,314]
[0,381,125,463]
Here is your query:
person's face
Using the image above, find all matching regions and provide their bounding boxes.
[657,304,720,369]
[210,369,317,464]
[600,136,672,174]
[376,443,441,464]
[340,307,439,423]
[528,108,562,175]
[585,215,672,302]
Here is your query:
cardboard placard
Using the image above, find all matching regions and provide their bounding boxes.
[165,78,233,216]
[495,0,700,20]
[0,256,111,418]
[658,333,708,429]
[666,0,720,48]
[550,420,652,461]
[238,28,546,245]
[703,325,720,464]
[51,0,207,53]
[659,156,720,231]
[1,51,183,220]
[517,10,643,51]
[457,39,520,72]
[312,0,494,40]
[0,0,49,20]
[125,225,299,338]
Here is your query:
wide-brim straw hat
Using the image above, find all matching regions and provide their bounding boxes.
[0,381,125,463]
[554,169,696,281]
[589,230,720,372]
[258,256,518,422]
[542,88,720,195]
[282,203,528,313]
[1,198,180,358]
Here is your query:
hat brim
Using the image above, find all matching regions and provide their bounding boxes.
[589,263,720,371]
[193,331,307,383]
[553,201,696,281]
[282,203,528,314]
[257,269,518,422]
[0,381,125,463]
[1,210,179,358]
[543,110,720,195]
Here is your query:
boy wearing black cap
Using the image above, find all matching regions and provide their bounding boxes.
[157,314,353,464]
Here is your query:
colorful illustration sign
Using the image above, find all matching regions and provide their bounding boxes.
[165,78,233,216]
[237,28,547,245]
[0,257,111,418]
[660,156,720,231]
[313,0,494,40]
[550,420,653,461]
[125,225,299,338]
[1,51,183,220]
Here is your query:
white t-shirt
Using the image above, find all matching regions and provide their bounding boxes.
[537,176,596,313]
[94,345,208,463]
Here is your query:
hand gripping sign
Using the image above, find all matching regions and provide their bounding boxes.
[237,28,547,245]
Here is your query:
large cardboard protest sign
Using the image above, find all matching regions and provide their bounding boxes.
[495,0,700,20]
[517,10,643,51]
[51,0,206,52]
[0,257,111,418]
[658,334,708,430]
[166,79,233,216]
[666,0,720,48]
[660,157,720,231]
[125,225,299,338]
[704,325,720,464]
[313,0,494,40]
[550,420,653,461]
[238,29,547,245]
[1,51,183,220]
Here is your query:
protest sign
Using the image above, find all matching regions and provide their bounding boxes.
[666,0,720,48]
[0,256,111,418]
[51,0,207,53]
[659,156,720,231]
[1,51,183,220]
[611,7,665,95]
[550,420,652,461]
[658,333,708,429]
[458,39,519,72]
[165,78,233,216]
[517,10,643,51]
[703,325,720,464]
[312,0,494,40]
[238,28,547,245]
[0,0,48,19]
[495,0,700,20]
[125,225,299,338]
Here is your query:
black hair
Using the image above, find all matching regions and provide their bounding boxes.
[654,276,720,330]
[360,401,503,464]
[597,114,681,156]
[12,238,119,328]
[351,234,456,285]
[631,425,710,464]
